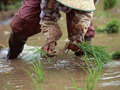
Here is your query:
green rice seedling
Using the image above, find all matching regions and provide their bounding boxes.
[77,46,103,90]
[66,42,111,90]
[23,46,48,90]
[30,59,44,82]
[72,78,83,90]
[24,68,40,90]
[24,46,53,61]
[76,42,111,64]
[65,56,103,90]
[66,63,102,90]
[112,50,120,59]
[83,52,103,90]
[25,47,45,82]
[25,46,48,59]
[24,58,44,90]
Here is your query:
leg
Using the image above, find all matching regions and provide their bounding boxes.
[7,32,28,60]
[66,10,94,43]
[84,0,98,42]
[73,10,93,56]
[85,21,95,43]
[6,0,41,60]
[71,10,93,41]
[66,10,93,56]
[40,20,62,57]
[40,0,62,57]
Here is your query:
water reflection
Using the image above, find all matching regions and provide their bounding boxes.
[0,60,13,73]
[100,61,120,88]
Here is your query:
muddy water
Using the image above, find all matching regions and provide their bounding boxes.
[0,20,120,90]
[0,9,120,90]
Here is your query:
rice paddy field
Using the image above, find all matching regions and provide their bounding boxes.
[0,0,120,90]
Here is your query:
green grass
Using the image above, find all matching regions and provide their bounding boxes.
[112,50,120,59]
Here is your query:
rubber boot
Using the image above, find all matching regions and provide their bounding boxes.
[85,36,92,44]
[7,32,28,60]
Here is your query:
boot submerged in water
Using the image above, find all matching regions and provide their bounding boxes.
[6,32,28,60]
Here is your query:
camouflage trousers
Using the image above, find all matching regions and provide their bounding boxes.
[40,10,93,51]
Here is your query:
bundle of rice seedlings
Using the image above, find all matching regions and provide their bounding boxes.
[76,42,111,64]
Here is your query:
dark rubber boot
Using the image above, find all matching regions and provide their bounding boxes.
[85,36,92,44]
[7,32,28,60]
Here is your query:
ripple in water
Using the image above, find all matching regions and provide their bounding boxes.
[100,61,120,87]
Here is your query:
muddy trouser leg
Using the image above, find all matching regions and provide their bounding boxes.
[40,20,62,52]
[70,10,93,42]
[7,31,28,60]
[66,11,94,43]
[70,10,93,56]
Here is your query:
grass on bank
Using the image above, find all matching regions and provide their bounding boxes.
[96,19,120,33]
